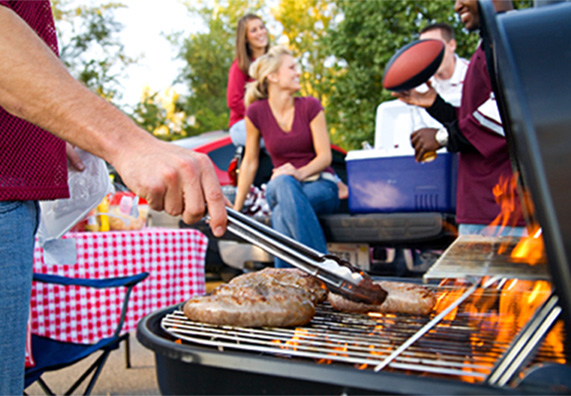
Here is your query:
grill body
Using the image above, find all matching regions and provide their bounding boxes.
[138,304,546,395]
[480,0,571,331]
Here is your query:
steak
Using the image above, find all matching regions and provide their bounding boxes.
[328,281,436,315]
[183,268,326,327]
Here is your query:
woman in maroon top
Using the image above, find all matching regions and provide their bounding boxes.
[226,14,269,146]
[233,46,339,268]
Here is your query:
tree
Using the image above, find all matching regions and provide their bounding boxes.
[50,0,136,104]
[322,0,532,150]
[131,86,191,140]
[175,0,268,135]
[321,0,482,150]
[272,0,337,102]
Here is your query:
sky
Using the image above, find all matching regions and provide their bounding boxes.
[111,0,204,108]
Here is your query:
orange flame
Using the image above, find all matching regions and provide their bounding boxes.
[511,227,545,265]
[490,174,520,236]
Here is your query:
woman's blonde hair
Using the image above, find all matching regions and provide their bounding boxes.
[244,45,292,107]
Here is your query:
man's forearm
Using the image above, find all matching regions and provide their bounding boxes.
[0,7,153,168]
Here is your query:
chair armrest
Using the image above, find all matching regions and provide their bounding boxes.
[32,272,149,289]
[33,271,150,338]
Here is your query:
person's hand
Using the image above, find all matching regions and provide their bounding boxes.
[271,162,301,180]
[337,180,349,200]
[391,81,437,108]
[410,128,441,163]
[112,140,227,237]
[65,143,85,171]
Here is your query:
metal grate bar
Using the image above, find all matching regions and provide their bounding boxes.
[162,281,565,382]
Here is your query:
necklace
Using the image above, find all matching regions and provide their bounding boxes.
[274,106,294,131]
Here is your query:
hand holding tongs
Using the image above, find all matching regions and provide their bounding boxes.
[216,207,387,305]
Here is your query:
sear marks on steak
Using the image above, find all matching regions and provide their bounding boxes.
[221,267,328,304]
[183,268,327,328]
[328,281,436,316]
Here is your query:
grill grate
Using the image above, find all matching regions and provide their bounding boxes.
[162,284,565,382]
[424,235,550,281]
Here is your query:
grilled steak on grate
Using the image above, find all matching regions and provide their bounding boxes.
[183,268,327,327]
[328,281,436,315]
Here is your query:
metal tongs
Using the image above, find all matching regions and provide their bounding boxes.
[219,207,387,305]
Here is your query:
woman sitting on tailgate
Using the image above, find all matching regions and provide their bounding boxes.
[233,45,339,268]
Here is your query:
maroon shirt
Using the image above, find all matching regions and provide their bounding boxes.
[246,96,332,173]
[456,45,523,226]
[226,59,252,128]
[0,0,68,201]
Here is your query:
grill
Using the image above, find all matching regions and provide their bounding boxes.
[137,1,571,394]
[161,284,564,379]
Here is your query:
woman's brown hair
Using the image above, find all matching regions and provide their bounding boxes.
[235,14,269,74]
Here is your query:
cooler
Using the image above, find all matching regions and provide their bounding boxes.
[346,149,457,214]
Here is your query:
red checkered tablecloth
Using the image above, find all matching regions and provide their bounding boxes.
[30,228,208,344]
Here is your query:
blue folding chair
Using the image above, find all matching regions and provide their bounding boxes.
[24,271,149,395]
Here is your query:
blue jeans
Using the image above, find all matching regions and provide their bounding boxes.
[265,175,339,268]
[0,201,39,395]
[458,223,528,237]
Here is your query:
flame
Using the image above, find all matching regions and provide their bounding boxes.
[511,227,545,265]
[488,173,546,265]
[489,174,520,236]
[430,277,565,381]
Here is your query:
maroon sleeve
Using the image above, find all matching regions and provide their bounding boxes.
[453,46,504,159]
[306,96,324,121]
[226,60,248,124]
[245,100,263,130]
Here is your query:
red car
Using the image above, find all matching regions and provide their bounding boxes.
[171,130,236,186]
[171,130,349,189]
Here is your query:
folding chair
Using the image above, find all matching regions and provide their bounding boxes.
[24,271,149,395]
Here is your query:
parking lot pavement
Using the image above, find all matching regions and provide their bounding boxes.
[24,332,160,395]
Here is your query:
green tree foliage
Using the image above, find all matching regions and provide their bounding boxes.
[175,0,267,135]
[272,0,337,103]
[322,0,480,150]
[322,0,532,150]
[50,0,136,103]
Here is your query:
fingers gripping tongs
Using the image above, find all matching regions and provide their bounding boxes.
[219,208,387,305]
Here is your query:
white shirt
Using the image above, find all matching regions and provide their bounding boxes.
[374,54,470,153]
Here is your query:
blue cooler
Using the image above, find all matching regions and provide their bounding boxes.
[346,149,457,214]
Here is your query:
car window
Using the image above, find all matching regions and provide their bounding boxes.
[208,144,236,171]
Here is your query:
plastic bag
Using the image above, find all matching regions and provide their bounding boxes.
[37,148,114,245]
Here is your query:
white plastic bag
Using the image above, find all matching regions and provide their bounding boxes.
[37,148,114,246]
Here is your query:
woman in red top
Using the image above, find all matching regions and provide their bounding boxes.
[233,46,339,268]
[226,14,269,146]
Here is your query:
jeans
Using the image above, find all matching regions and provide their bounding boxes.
[265,175,339,268]
[0,201,39,395]
[229,119,266,149]
[458,223,528,237]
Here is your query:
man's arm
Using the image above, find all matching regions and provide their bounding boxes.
[0,7,227,235]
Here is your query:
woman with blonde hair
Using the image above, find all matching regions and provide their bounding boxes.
[226,14,269,146]
[233,45,339,268]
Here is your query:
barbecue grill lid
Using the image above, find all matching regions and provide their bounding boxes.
[478,0,571,329]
